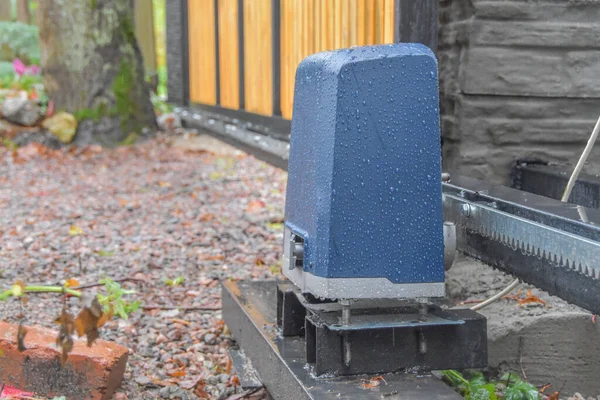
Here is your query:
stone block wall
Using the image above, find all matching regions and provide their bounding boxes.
[439,0,600,183]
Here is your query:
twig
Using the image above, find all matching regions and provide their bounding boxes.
[519,336,527,381]
[142,304,221,311]
[72,277,145,290]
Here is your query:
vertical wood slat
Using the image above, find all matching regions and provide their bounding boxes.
[188,0,217,105]
[279,0,396,120]
[243,0,273,115]
[383,0,394,43]
[218,0,240,109]
[189,0,398,118]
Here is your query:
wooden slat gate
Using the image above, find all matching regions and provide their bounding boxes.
[186,0,436,121]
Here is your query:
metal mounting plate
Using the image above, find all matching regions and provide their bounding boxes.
[222,280,464,400]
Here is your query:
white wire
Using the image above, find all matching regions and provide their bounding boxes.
[470,112,600,311]
[562,114,600,202]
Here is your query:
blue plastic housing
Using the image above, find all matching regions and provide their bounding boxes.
[284,43,444,284]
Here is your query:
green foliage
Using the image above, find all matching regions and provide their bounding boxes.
[442,370,540,400]
[0,22,40,64]
[74,103,114,122]
[97,277,140,320]
[153,0,167,97]
[2,137,17,151]
[112,59,139,133]
[151,92,172,115]
[120,132,138,146]
[0,60,14,78]
[165,276,185,286]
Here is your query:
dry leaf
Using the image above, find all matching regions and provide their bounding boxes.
[74,295,103,346]
[167,370,187,378]
[246,200,265,213]
[69,225,83,236]
[65,278,80,288]
[17,324,27,352]
[361,376,386,389]
[55,308,74,365]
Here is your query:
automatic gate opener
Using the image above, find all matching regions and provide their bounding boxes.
[279,43,486,376]
[222,43,600,398]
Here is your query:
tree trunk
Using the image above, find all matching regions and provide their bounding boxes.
[16,0,30,24]
[37,0,157,146]
[0,1,11,21]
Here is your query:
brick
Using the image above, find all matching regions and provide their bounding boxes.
[0,321,128,400]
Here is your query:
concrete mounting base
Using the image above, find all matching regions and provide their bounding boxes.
[222,280,463,400]
[446,256,600,398]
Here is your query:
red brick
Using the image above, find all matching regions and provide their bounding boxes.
[0,321,128,400]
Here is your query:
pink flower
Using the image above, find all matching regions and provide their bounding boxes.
[28,64,40,75]
[12,59,41,76]
[13,58,26,76]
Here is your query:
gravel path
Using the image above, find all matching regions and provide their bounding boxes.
[0,134,287,399]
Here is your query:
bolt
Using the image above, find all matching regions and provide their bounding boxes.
[461,203,473,218]
[441,172,451,182]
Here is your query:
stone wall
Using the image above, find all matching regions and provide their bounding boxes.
[439,0,600,184]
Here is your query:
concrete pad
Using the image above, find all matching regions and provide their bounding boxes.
[446,257,600,397]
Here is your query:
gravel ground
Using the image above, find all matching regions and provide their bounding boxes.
[0,133,287,399]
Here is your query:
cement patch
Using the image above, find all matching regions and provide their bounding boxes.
[446,256,600,397]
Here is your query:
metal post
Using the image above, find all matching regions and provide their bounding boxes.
[394,0,438,53]
[271,0,282,116]
[214,0,221,105]
[237,0,245,110]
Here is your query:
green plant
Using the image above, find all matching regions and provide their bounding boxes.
[0,22,40,65]
[0,275,140,363]
[151,92,172,115]
[442,370,540,400]
[165,276,185,286]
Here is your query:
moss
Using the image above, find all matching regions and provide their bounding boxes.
[112,59,140,134]
[74,102,115,122]
[120,132,138,146]
[90,0,97,9]
[120,13,136,48]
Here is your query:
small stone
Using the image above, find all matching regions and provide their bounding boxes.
[135,375,152,386]
[2,91,27,116]
[155,333,168,344]
[157,113,182,131]
[203,333,217,345]
[114,393,129,400]
[3,93,41,126]
[41,112,78,143]
[159,386,171,398]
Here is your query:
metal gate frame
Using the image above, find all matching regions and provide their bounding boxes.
[167,0,438,169]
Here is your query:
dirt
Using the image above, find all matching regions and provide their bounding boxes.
[0,131,287,399]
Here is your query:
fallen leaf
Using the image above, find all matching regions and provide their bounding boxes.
[167,370,187,378]
[246,200,266,213]
[65,278,80,288]
[225,355,233,374]
[199,213,214,222]
[361,376,386,389]
[69,225,83,236]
